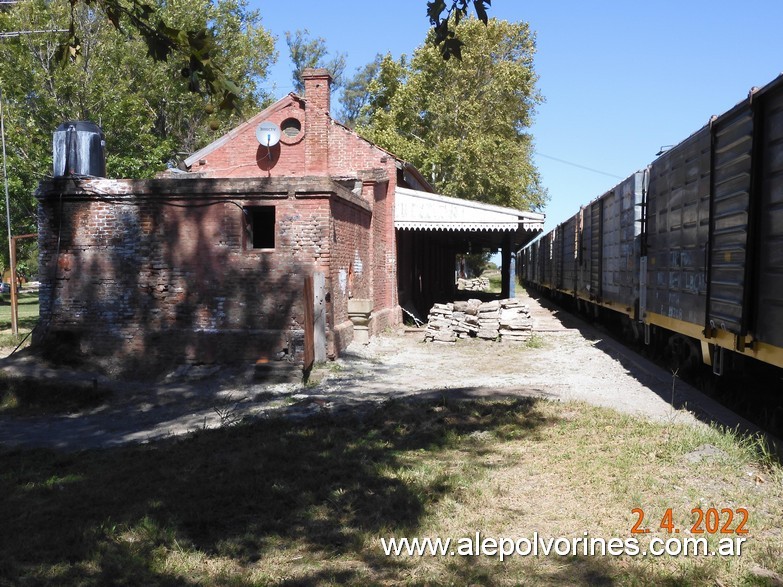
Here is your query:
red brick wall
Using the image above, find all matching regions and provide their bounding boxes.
[37,72,405,373]
[326,123,397,178]
[35,178,342,375]
[192,85,400,191]
[186,74,403,338]
[191,100,307,178]
[329,197,372,324]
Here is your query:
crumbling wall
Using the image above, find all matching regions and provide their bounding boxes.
[329,196,372,354]
[35,178,336,376]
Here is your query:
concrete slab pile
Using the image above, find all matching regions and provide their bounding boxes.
[497,298,535,342]
[457,276,491,291]
[424,303,457,343]
[424,298,533,343]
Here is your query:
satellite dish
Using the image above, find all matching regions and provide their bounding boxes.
[256,121,281,147]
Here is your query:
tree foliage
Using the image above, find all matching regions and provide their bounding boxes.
[340,54,384,128]
[11,0,490,121]
[0,0,495,271]
[0,0,275,267]
[285,29,346,95]
[55,0,253,112]
[426,0,491,60]
[356,17,547,211]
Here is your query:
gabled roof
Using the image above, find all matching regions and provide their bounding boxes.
[394,187,545,232]
[183,94,303,169]
[182,93,435,189]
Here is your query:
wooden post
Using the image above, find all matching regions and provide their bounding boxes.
[9,235,17,335]
[303,275,315,373]
[9,233,37,336]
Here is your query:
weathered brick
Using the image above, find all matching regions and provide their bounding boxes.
[36,67,405,375]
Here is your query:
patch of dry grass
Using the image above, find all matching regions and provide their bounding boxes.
[406,402,782,586]
[1,398,781,586]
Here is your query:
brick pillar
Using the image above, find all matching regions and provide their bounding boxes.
[303,68,332,175]
[362,178,377,304]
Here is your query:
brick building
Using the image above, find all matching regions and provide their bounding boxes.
[35,68,543,376]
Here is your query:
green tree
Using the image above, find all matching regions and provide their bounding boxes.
[0,0,275,266]
[33,0,490,112]
[426,0,491,60]
[285,29,346,94]
[357,17,547,211]
[339,54,383,128]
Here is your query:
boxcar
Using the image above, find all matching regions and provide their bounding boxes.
[521,74,783,371]
[602,171,646,318]
[645,77,783,369]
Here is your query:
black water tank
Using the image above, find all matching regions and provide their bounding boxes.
[52,121,106,177]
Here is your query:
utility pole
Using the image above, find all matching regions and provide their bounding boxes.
[0,27,67,335]
[0,87,15,333]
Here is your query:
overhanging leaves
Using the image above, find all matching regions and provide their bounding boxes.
[58,0,242,114]
[427,0,490,60]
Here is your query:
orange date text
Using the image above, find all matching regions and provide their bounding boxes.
[631,507,748,535]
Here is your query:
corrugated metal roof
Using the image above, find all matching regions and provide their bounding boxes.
[394,187,545,232]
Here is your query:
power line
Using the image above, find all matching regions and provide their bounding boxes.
[0,29,68,39]
[534,151,624,179]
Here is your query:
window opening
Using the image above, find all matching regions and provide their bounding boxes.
[245,206,275,249]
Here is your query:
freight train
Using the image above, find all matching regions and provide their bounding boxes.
[519,74,783,376]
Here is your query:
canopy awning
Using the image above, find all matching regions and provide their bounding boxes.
[394,187,544,232]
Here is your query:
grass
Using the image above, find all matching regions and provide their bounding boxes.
[304,361,345,387]
[1,397,781,586]
[0,291,40,349]
[484,269,503,294]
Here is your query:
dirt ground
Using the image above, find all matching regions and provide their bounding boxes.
[0,292,758,451]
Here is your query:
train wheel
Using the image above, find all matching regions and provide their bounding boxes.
[664,334,702,376]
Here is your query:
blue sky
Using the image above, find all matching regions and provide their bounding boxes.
[253,0,783,231]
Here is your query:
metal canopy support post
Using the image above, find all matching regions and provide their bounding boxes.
[501,231,512,299]
[313,271,326,362]
[508,253,516,299]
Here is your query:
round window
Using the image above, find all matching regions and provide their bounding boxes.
[281,118,302,138]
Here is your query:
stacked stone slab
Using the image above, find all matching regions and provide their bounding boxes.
[498,298,535,342]
[477,300,501,340]
[423,298,533,343]
[424,302,457,343]
[457,276,490,291]
[452,299,481,338]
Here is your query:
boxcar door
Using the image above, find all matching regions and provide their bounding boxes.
[753,82,783,350]
[589,199,603,300]
[706,102,755,337]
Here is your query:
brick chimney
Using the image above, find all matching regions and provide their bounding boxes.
[303,68,332,175]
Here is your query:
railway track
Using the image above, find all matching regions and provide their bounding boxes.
[529,291,783,448]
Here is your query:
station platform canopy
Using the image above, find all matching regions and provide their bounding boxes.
[394,186,544,249]
[393,186,545,310]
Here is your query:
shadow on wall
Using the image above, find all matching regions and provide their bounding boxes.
[34,187,306,378]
